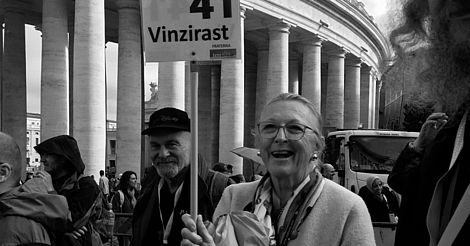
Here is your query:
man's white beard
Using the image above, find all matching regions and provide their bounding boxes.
[156,164,180,179]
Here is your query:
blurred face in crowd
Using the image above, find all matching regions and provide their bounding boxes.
[426,0,470,112]
[149,131,191,180]
[372,179,384,197]
[40,153,69,178]
[322,164,335,180]
[129,174,138,189]
[257,100,321,183]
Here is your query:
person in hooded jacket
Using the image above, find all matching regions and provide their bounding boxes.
[0,131,71,245]
[34,135,103,246]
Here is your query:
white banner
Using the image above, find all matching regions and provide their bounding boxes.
[141,0,242,62]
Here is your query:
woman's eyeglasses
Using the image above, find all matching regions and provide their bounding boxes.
[257,122,316,140]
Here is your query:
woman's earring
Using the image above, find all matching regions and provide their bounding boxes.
[310,153,318,161]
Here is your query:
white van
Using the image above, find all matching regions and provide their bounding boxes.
[323,130,419,193]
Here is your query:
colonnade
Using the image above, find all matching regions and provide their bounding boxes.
[0,0,382,178]
[156,10,379,174]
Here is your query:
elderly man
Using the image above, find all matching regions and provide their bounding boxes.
[0,132,70,245]
[320,163,335,180]
[388,0,470,245]
[131,107,214,246]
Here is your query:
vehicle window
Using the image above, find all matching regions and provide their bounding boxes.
[323,136,342,169]
[348,136,416,174]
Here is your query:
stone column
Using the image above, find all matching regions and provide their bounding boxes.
[116,0,142,177]
[360,66,372,128]
[325,47,347,130]
[301,36,323,112]
[375,80,382,128]
[266,22,290,101]
[73,0,106,179]
[244,51,257,148]
[68,13,75,135]
[288,51,299,94]
[2,2,27,173]
[158,61,185,110]
[0,20,3,129]
[344,56,362,129]
[210,65,221,164]
[219,8,245,175]
[41,0,69,140]
[321,63,328,122]
[255,45,269,124]
[370,74,377,128]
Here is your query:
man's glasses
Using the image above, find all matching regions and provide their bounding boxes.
[257,122,316,140]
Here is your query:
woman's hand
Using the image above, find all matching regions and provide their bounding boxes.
[64,225,88,240]
[34,170,55,192]
[412,113,448,153]
[181,214,215,246]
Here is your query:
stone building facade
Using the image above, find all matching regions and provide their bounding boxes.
[0,0,390,178]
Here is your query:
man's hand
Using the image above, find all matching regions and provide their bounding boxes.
[181,214,215,246]
[34,170,55,192]
[412,112,448,153]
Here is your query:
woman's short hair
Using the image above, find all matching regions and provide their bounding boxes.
[259,93,325,153]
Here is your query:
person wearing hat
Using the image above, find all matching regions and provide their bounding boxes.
[34,135,103,246]
[131,107,214,246]
[0,132,71,245]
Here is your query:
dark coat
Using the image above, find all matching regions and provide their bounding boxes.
[0,179,71,245]
[131,166,214,246]
[388,112,470,246]
[358,186,399,222]
[34,135,101,246]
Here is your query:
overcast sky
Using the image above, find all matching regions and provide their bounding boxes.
[25,1,394,120]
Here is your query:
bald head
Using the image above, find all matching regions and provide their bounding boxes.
[0,132,22,192]
[321,163,335,180]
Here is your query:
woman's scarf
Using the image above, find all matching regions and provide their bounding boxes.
[366,176,384,201]
[366,176,380,193]
[251,169,325,246]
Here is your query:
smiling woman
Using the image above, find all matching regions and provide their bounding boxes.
[181,93,376,246]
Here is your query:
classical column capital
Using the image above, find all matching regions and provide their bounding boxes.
[116,0,140,10]
[240,2,254,15]
[300,33,326,47]
[376,80,383,91]
[371,69,379,79]
[361,64,373,74]
[345,55,363,67]
[240,3,254,19]
[326,46,348,58]
[268,21,292,34]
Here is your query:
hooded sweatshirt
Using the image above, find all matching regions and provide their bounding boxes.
[34,135,102,246]
[34,135,85,175]
[0,178,71,245]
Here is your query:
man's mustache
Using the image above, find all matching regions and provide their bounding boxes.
[153,156,178,164]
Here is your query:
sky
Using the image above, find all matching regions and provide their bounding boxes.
[25,0,394,120]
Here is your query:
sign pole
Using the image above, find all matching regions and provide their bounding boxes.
[190,62,198,220]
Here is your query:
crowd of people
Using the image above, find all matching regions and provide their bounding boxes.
[1,0,469,245]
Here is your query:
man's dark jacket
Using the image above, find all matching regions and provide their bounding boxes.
[131,166,214,245]
[388,112,470,246]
